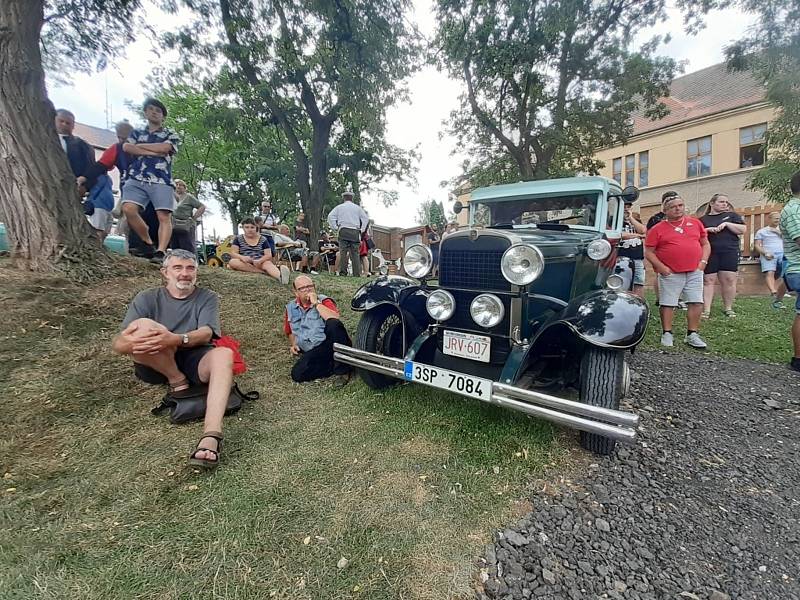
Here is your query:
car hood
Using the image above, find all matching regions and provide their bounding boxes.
[501,228,603,258]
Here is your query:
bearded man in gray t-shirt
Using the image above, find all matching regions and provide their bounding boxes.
[112,249,233,469]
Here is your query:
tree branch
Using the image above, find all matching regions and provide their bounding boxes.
[463,56,522,161]
[218,0,310,197]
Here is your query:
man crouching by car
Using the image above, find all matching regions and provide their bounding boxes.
[284,275,353,382]
[112,248,233,469]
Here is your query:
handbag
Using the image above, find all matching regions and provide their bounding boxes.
[364,234,376,250]
[150,383,259,425]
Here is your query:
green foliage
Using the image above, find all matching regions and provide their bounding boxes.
[154,81,298,233]
[167,0,421,245]
[416,199,447,228]
[434,0,676,184]
[41,0,147,78]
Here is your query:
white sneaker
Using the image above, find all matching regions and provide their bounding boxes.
[660,332,674,347]
[279,265,290,285]
[310,270,319,275]
[685,332,707,349]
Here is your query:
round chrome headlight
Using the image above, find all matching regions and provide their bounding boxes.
[426,290,455,321]
[587,239,612,260]
[501,244,545,286]
[606,274,624,290]
[403,244,433,279]
[470,294,505,328]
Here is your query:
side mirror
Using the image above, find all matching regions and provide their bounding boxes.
[453,200,463,214]
[621,186,639,204]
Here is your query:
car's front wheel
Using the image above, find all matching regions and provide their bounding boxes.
[578,347,625,455]
[354,305,405,389]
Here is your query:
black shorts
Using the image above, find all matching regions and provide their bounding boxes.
[704,251,739,274]
[134,345,214,385]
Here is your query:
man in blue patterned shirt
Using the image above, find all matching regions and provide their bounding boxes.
[121,98,181,263]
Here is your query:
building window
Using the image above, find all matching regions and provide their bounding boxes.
[638,151,649,187]
[740,123,767,168]
[625,154,635,187]
[687,136,712,178]
[612,157,622,183]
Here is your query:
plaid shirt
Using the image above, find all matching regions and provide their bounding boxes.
[780,197,800,274]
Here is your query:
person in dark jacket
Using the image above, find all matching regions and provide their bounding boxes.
[55,109,96,193]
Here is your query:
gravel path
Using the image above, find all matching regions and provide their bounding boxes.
[476,351,800,600]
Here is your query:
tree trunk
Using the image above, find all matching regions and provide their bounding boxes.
[0,0,106,276]
[303,119,333,252]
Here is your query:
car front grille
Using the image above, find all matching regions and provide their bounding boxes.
[439,234,511,291]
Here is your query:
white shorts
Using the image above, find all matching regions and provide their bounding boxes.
[87,208,112,232]
[632,259,646,286]
[658,271,703,307]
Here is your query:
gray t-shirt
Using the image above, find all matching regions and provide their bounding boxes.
[121,287,221,337]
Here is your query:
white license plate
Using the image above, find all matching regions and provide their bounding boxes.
[403,361,492,402]
[442,330,491,363]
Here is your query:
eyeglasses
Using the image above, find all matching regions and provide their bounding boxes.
[296,284,315,292]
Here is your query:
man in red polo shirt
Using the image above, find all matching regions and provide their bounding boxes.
[645,191,711,349]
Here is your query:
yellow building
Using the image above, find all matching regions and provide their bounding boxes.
[595,62,774,215]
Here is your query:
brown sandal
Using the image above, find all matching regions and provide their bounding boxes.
[188,431,223,469]
[168,377,191,394]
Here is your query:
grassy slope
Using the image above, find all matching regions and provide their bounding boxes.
[0,264,562,600]
[1,263,791,599]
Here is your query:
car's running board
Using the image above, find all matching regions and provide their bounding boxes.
[333,344,639,443]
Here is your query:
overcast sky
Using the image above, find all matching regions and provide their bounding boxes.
[48,2,756,237]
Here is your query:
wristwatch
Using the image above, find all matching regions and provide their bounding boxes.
[181,333,189,345]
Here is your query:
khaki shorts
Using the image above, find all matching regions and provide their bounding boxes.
[658,271,703,307]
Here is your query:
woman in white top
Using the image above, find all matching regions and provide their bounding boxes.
[754,211,787,308]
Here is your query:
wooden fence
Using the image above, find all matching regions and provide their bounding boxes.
[738,204,783,258]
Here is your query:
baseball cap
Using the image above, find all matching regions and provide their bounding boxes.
[143,98,168,118]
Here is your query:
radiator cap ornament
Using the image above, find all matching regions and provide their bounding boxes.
[469,228,479,241]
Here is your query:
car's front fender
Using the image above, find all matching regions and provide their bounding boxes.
[351,276,431,352]
[546,289,649,349]
[351,275,428,315]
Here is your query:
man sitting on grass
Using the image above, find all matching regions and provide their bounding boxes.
[284,275,353,382]
[112,249,233,469]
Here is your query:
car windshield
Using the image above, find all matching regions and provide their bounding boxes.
[472,193,600,229]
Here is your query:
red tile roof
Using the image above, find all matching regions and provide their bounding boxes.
[632,62,766,137]
[73,122,118,150]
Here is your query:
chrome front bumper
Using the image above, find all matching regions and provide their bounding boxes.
[333,344,639,443]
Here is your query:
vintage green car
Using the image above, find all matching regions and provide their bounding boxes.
[334,176,648,455]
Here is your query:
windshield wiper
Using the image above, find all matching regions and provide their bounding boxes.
[489,222,515,229]
[536,223,569,230]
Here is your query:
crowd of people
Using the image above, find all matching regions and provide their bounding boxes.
[61,100,382,280]
[55,99,800,469]
[629,183,800,372]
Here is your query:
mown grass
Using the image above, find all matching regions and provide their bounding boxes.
[640,291,796,364]
[0,263,563,600]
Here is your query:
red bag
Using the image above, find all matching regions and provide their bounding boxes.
[213,335,248,375]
